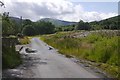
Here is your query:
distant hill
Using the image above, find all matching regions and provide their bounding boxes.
[99,15,119,24]
[90,15,119,29]
[9,15,119,29]
[40,18,77,27]
[9,17,77,27]
[90,15,119,24]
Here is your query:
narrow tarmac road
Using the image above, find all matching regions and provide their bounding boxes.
[3,37,105,78]
[17,37,105,78]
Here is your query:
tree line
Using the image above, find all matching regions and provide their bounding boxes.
[2,13,119,36]
[2,14,55,36]
[22,20,55,36]
[55,16,119,32]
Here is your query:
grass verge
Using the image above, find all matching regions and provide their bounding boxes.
[2,36,31,69]
[2,46,22,69]
[41,31,119,78]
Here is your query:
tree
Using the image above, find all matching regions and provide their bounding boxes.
[75,20,91,30]
[11,20,21,34]
[109,22,118,30]
[34,21,55,34]
[23,19,33,26]
[55,27,62,32]
[2,14,16,36]
[22,25,36,36]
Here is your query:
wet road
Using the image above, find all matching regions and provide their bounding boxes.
[13,37,105,78]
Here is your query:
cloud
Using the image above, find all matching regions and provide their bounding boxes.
[2,0,118,22]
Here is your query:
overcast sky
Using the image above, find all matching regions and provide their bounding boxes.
[0,0,118,22]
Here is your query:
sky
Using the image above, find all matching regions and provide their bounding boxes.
[0,0,119,22]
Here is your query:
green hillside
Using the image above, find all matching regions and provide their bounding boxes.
[90,15,119,30]
[40,18,77,27]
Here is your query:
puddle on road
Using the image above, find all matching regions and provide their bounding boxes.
[3,69,23,78]
[3,52,48,78]
[38,60,47,65]
[25,48,37,53]
[3,44,49,78]
[22,57,47,68]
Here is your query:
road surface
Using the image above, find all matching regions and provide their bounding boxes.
[3,38,105,78]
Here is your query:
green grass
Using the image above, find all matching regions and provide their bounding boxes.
[2,46,22,69]
[2,36,31,69]
[19,35,42,44]
[19,36,30,44]
[41,31,119,78]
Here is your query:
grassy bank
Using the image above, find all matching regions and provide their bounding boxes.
[2,36,31,69]
[2,46,22,69]
[41,31,119,78]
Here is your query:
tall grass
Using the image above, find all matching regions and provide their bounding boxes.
[2,45,22,69]
[19,36,30,44]
[41,31,119,78]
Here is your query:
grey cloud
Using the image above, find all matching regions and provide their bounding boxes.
[8,2,74,18]
[31,2,74,16]
[5,1,117,22]
[8,2,34,18]
[31,2,58,17]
